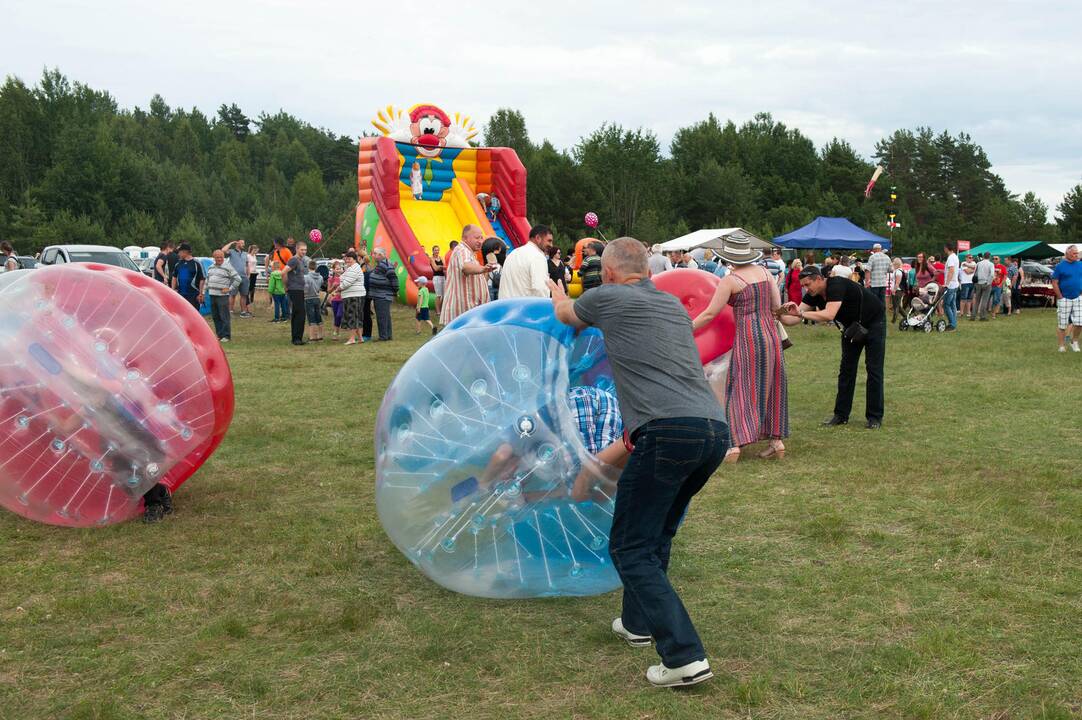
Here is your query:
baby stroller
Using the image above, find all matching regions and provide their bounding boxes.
[899,282,948,333]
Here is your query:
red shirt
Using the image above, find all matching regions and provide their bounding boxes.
[992,263,1007,287]
[934,261,945,285]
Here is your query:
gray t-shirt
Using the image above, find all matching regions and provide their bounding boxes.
[226,248,247,276]
[573,279,724,436]
[286,255,308,291]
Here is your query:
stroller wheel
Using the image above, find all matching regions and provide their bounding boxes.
[923,322,933,333]
[936,319,947,332]
[899,320,909,331]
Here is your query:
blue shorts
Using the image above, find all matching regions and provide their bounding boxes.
[959,283,973,300]
[305,297,322,324]
[415,308,430,321]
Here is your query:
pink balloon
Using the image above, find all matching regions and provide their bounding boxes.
[584,212,599,228]
[309,229,323,244]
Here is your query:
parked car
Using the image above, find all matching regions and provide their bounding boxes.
[38,245,141,272]
[255,253,268,289]
[1020,262,1055,307]
[137,257,157,277]
[16,256,38,269]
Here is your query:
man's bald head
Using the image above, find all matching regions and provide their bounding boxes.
[601,237,649,283]
[461,224,484,250]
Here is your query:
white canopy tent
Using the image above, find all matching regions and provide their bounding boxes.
[1049,243,1076,255]
[656,228,776,253]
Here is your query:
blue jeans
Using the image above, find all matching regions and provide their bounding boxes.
[272,293,289,320]
[610,417,729,667]
[943,287,958,328]
[991,286,1002,312]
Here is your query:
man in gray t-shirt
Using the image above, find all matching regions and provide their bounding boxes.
[222,239,251,317]
[281,241,310,345]
[549,237,728,689]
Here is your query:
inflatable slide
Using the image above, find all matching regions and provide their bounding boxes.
[355,104,532,307]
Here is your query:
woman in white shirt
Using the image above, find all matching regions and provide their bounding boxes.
[338,252,367,345]
[888,257,904,323]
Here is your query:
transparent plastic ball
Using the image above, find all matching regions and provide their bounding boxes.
[376,299,622,598]
[0,265,234,527]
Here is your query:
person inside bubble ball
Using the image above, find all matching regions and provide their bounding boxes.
[476,385,629,505]
[549,236,728,689]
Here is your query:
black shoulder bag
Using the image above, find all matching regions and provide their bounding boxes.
[841,283,869,344]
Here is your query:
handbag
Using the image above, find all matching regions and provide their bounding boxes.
[841,283,869,344]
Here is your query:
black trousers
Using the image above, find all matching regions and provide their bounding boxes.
[362,297,374,339]
[288,289,306,343]
[834,316,886,423]
[374,298,393,340]
[247,273,257,304]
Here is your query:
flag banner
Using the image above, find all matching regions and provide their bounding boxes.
[864,165,884,198]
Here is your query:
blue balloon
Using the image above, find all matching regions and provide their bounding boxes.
[376,299,622,598]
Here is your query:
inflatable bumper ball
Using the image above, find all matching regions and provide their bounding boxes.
[652,268,736,406]
[375,299,622,598]
[0,265,234,527]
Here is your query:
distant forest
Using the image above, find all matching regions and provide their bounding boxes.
[2,69,1080,258]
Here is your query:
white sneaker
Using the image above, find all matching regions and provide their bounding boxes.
[1059,345,1067,353]
[646,659,713,688]
[1072,341,1080,352]
[612,618,652,647]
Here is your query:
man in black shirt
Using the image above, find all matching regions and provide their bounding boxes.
[779,266,886,429]
[153,241,175,284]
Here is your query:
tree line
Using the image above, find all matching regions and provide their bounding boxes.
[2,69,1080,260]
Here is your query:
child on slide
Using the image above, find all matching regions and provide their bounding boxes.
[410,161,423,200]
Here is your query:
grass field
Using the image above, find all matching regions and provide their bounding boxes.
[2,300,1081,720]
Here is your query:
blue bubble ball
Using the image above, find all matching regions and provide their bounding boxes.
[376,299,623,598]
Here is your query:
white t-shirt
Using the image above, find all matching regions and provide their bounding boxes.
[831,264,852,278]
[498,242,549,299]
[945,253,960,289]
[960,260,975,284]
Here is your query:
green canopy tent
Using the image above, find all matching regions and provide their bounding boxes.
[960,241,1059,259]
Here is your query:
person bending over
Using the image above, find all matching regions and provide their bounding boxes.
[549,236,728,688]
[777,266,887,429]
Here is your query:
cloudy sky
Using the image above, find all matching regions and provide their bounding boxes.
[3,0,1079,218]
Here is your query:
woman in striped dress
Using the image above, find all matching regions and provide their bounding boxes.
[692,238,789,463]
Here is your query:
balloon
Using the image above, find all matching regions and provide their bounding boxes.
[652,268,736,365]
[309,228,323,244]
[375,299,622,598]
[0,265,234,527]
[584,212,599,229]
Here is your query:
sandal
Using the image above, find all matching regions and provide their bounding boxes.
[758,442,786,460]
[722,447,741,464]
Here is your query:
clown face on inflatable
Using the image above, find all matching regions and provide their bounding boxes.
[371,103,478,159]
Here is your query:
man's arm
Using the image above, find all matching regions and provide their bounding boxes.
[548,280,588,329]
[461,259,493,276]
[778,300,841,325]
[155,256,167,279]
[1052,278,1062,301]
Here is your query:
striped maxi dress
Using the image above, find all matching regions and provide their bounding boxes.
[725,278,789,446]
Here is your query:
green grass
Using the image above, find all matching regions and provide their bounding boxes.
[2,302,1081,719]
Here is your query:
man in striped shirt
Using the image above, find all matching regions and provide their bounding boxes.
[865,243,892,304]
[440,224,496,326]
[207,249,241,342]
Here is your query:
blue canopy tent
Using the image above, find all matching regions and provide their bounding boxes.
[773,217,892,251]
